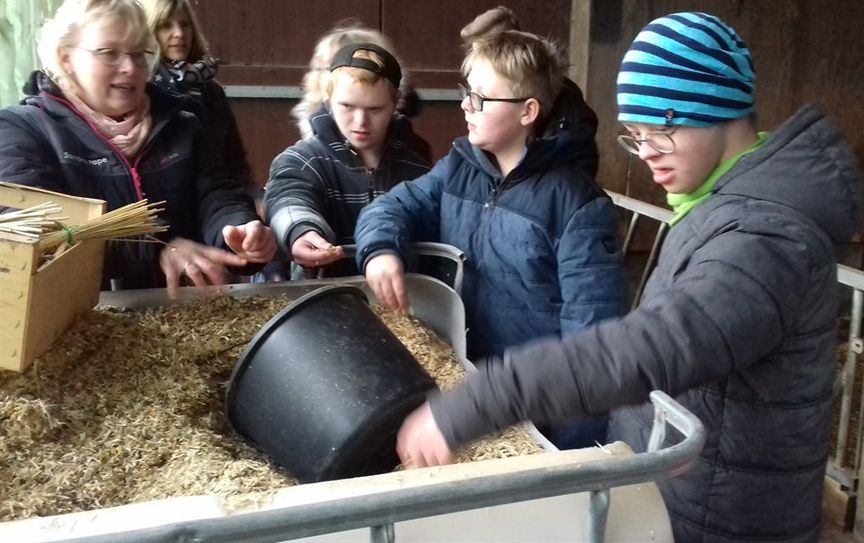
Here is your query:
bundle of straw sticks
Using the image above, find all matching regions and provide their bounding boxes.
[1,199,168,261]
[37,199,168,252]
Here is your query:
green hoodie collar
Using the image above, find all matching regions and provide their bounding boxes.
[667,132,770,225]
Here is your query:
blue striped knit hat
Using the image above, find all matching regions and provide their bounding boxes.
[617,12,755,127]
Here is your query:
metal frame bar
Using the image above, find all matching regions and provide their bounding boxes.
[223,86,463,102]
[55,392,705,543]
[831,269,864,494]
[606,191,673,309]
[837,288,863,469]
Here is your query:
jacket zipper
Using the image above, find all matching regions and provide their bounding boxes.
[345,138,381,203]
[484,171,517,210]
[45,93,166,201]
[367,167,376,202]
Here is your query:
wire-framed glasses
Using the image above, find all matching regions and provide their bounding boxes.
[617,126,681,155]
[458,84,530,112]
[72,47,155,68]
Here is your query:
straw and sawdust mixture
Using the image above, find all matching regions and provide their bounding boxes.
[0,294,541,521]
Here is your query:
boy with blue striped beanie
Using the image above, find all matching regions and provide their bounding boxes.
[617,11,755,127]
[395,9,861,542]
[616,12,770,225]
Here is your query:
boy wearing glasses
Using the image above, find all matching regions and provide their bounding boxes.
[395,11,862,542]
[355,30,628,449]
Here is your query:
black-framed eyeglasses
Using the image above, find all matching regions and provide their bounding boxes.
[72,47,155,68]
[458,84,530,112]
[617,126,681,155]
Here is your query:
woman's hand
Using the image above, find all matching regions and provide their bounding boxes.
[291,230,345,268]
[397,402,454,468]
[222,220,277,262]
[159,237,248,299]
[365,254,409,314]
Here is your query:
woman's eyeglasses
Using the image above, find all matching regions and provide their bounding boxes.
[72,47,155,68]
[617,126,680,155]
[458,84,529,112]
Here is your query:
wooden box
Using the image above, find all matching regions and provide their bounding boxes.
[0,182,106,372]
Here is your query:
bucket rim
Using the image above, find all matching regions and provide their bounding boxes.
[224,283,368,434]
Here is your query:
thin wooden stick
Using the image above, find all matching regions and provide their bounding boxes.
[0,202,66,241]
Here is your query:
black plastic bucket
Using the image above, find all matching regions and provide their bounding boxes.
[226,284,437,483]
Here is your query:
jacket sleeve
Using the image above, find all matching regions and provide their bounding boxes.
[557,195,629,336]
[264,143,336,255]
[0,108,65,192]
[192,121,259,249]
[354,152,452,270]
[430,220,810,446]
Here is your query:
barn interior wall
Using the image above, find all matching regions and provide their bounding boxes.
[191,0,863,250]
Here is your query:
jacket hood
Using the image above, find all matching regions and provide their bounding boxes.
[538,78,599,178]
[717,104,862,243]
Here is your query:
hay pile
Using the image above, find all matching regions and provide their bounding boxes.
[0,294,540,522]
[375,308,542,462]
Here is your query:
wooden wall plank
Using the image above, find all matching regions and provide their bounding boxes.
[382,0,571,87]
[193,0,573,185]
[195,0,380,82]
[190,0,863,247]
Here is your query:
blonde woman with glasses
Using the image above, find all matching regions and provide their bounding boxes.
[0,0,275,296]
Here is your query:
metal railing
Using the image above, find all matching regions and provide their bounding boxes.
[607,191,672,309]
[607,190,864,497]
[831,266,864,490]
[56,391,704,543]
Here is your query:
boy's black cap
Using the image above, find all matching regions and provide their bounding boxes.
[329,42,402,90]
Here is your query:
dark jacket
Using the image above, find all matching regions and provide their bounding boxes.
[152,63,254,189]
[429,105,862,542]
[0,72,260,289]
[265,106,431,275]
[355,127,627,359]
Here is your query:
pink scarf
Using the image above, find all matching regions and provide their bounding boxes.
[61,81,153,159]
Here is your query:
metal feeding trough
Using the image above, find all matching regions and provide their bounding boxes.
[0,243,704,543]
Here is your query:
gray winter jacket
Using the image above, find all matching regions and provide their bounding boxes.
[429,104,862,542]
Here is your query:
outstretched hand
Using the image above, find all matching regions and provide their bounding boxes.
[291,230,345,268]
[159,237,248,299]
[222,220,277,262]
[365,253,409,314]
[397,402,454,468]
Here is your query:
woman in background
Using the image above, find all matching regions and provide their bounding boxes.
[0,0,275,295]
[142,0,254,190]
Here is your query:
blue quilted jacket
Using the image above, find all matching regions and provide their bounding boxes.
[356,131,628,359]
